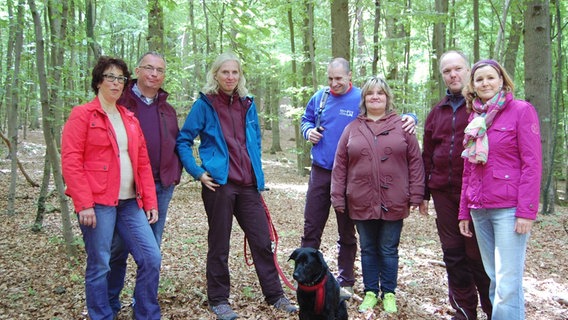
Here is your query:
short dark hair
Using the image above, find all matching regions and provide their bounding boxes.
[91,56,131,94]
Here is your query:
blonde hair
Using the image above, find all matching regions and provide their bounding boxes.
[462,59,514,112]
[203,52,248,97]
[359,76,395,116]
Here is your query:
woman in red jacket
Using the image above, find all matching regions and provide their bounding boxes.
[331,76,424,314]
[61,56,161,320]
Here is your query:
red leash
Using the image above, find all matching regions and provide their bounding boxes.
[244,195,297,291]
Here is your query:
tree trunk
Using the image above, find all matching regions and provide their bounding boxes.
[372,0,380,75]
[28,0,77,258]
[354,3,367,78]
[32,157,51,232]
[331,0,350,60]
[432,0,448,102]
[297,0,316,175]
[85,0,101,59]
[473,0,480,62]
[148,0,164,52]
[524,0,553,214]
[553,1,565,205]
[6,0,25,215]
[503,8,522,80]
[269,77,282,154]
[493,0,511,60]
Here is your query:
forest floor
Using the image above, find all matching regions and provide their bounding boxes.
[1,129,567,320]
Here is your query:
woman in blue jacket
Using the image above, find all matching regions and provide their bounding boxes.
[176,52,296,320]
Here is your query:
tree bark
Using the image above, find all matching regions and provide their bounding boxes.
[148,0,164,52]
[524,0,553,214]
[331,0,350,61]
[372,0,380,75]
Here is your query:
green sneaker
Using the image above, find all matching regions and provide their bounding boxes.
[383,292,397,313]
[358,291,378,313]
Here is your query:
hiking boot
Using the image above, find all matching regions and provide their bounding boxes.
[339,286,354,300]
[210,304,239,320]
[358,291,378,313]
[383,292,397,313]
[272,296,298,313]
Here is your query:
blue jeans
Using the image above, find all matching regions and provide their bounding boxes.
[355,219,403,297]
[81,199,161,320]
[471,208,529,320]
[108,183,173,313]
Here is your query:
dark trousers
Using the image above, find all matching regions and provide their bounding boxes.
[202,182,284,306]
[431,190,492,320]
[301,164,357,287]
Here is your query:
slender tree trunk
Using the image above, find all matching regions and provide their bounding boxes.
[432,0,448,102]
[354,3,367,78]
[473,0,480,62]
[524,0,553,214]
[32,157,51,232]
[28,0,77,258]
[269,77,282,154]
[372,0,380,75]
[493,0,511,60]
[331,0,350,60]
[553,1,565,204]
[7,0,25,215]
[503,8,522,80]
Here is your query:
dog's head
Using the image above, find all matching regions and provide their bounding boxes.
[289,247,329,286]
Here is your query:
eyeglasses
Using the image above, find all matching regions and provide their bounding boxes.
[138,65,166,75]
[102,74,128,84]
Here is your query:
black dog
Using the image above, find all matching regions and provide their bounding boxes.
[289,247,348,320]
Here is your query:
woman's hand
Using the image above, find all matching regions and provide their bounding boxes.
[78,208,97,228]
[146,209,159,224]
[459,220,474,237]
[200,172,220,191]
[515,217,534,234]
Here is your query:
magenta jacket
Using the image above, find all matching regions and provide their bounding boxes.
[458,93,542,220]
[331,112,425,221]
[62,97,157,213]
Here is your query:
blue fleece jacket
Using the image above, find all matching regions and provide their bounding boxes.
[176,92,265,191]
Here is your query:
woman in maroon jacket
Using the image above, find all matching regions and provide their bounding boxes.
[331,76,424,314]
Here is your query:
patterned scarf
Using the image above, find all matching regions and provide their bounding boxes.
[461,90,507,164]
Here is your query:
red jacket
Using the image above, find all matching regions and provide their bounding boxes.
[331,112,425,221]
[61,97,157,213]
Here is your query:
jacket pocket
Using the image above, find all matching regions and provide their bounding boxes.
[489,169,518,202]
[84,161,109,194]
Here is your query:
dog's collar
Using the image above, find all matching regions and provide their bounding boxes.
[297,274,328,315]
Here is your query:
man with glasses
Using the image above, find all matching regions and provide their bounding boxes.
[108,52,182,313]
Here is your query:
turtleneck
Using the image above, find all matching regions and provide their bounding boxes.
[446,89,465,112]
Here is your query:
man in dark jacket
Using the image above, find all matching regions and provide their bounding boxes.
[420,50,492,320]
[108,52,182,312]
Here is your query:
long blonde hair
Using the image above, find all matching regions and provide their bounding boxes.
[203,52,248,97]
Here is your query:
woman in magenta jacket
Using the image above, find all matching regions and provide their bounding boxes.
[61,56,161,320]
[331,76,424,314]
[458,59,542,320]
